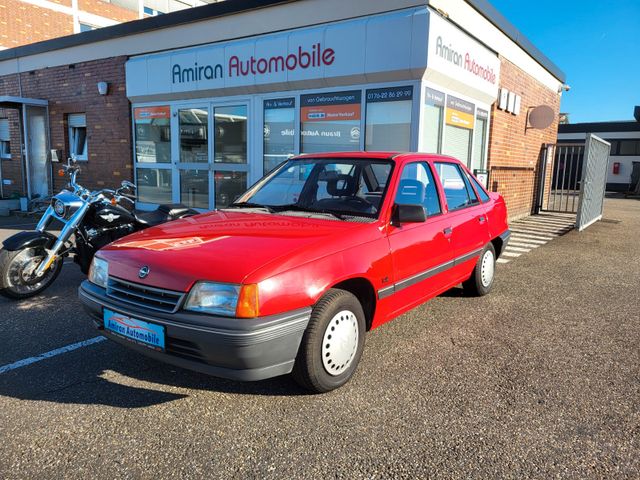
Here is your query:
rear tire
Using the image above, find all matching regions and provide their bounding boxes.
[462,243,496,297]
[292,289,366,393]
[0,247,63,299]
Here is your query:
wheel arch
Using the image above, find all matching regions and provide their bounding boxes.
[328,277,377,331]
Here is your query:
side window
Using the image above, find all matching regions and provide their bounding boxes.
[434,162,471,210]
[0,118,10,159]
[469,174,491,202]
[395,162,441,216]
[68,113,87,161]
[461,170,479,204]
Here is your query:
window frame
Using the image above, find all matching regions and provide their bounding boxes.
[394,160,443,218]
[68,113,88,161]
[0,118,10,159]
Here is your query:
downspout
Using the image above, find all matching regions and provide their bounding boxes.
[16,57,27,197]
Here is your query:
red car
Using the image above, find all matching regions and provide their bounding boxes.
[80,152,509,392]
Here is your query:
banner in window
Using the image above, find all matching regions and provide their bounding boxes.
[264,97,295,172]
[366,86,413,103]
[425,87,445,107]
[445,95,475,130]
[134,106,171,121]
[300,91,361,153]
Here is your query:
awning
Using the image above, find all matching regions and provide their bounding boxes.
[0,96,48,108]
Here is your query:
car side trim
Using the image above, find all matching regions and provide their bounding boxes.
[377,248,483,299]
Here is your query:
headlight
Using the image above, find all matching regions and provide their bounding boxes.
[88,257,109,288]
[184,282,240,317]
[53,199,66,218]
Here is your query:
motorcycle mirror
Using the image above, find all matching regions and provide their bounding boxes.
[121,180,136,190]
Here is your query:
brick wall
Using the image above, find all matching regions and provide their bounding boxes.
[0,57,132,198]
[79,0,138,23]
[0,0,73,48]
[0,0,138,50]
[487,57,561,220]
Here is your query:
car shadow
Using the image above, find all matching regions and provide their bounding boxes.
[0,338,309,409]
[438,286,465,298]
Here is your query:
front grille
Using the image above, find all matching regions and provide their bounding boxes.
[106,276,186,313]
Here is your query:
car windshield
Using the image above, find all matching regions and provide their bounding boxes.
[231,158,394,219]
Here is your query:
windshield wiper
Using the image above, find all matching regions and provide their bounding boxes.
[228,202,275,213]
[271,204,345,220]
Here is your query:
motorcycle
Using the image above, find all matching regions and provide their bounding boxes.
[0,159,198,299]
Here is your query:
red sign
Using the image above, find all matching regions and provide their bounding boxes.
[134,106,170,120]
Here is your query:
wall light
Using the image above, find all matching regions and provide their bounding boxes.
[97,81,109,96]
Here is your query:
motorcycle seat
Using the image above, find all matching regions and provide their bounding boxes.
[134,203,194,226]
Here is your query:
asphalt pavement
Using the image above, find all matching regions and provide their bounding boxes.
[0,198,638,479]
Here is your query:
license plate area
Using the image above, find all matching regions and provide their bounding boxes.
[103,308,165,351]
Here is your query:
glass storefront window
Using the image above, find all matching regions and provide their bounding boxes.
[214,106,247,164]
[136,168,172,204]
[179,108,208,163]
[263,98,295,173]
[214,170,247,208]
[300,90,361,153]
[180,169,209,209]
[365,86,413,151]
[471,109,488,172]
[423,87,445,154]
[134,106,171,163]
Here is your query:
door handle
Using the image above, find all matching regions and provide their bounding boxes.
[443,227,452,237]
[478,216,486,223]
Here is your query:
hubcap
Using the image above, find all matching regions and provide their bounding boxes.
[480,249,495,287]
[322,310,359,376]
[6,248,59,293]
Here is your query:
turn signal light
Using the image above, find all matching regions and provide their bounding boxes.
[58,169,65,177]
[236,284,259,318]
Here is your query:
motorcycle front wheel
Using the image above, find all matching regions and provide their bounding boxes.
[0,247,63,299]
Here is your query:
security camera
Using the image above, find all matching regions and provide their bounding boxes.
[562,84,571,91]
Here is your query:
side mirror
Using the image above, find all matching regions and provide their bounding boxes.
[393,204,426,224]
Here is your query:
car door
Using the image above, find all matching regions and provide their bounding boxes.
[386,161,456,316]
[433,161,490,280]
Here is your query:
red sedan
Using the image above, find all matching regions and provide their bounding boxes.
[80,152,510,392]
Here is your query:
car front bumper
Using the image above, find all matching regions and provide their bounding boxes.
[79,280,311,381]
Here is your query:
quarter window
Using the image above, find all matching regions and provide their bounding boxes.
[0,118,10,159]
[395,162,441,216]
[434,162,472,210]
[68,113,88,161]
[468,174,491,202]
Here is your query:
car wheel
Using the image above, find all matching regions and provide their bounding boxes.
[463,243,496,297]
[292,288,366,393]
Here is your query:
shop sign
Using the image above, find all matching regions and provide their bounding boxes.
[426,14,500,100]
[134,106,170,120]
[366,86,413,103]
[126,7,431,98]
[425,87,445,107]
[300,91,361,147]
[446,95,475,129]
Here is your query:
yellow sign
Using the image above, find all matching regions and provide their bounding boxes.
[446,108,475,129]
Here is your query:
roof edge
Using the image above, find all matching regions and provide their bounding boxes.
[0,0,295,63]
[559,121,640,133]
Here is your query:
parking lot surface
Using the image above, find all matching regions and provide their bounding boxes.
[0,198,638,479]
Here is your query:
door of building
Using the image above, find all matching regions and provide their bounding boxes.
[25,105,50,200]
[173,102,249,210]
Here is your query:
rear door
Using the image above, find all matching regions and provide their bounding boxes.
[386,161,455,315]
[433,161,490,278]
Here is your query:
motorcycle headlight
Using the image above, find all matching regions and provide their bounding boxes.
[184,282,241,317]
[88,257,109,289]
[52,199,66,218]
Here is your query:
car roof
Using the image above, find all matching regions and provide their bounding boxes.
[292,151,464,165]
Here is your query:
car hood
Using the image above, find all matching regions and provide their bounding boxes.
[99,209,375,292]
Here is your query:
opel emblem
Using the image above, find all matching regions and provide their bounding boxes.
[138,266,150,279]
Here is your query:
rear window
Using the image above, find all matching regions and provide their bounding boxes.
[434,162,472,210]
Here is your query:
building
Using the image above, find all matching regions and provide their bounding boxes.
[558,107,640,192]
[0,0,216,49]
[0,0,566,219]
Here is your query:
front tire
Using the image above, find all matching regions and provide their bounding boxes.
[292,289,366,393]
[463,243,496,296]
[0,247,63,299]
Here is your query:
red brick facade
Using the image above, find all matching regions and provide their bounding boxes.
[487,57,561,219]
[0,57,132,197]
[0,0,138,49]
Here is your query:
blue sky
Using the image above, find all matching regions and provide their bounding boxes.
[490,0,640,123]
